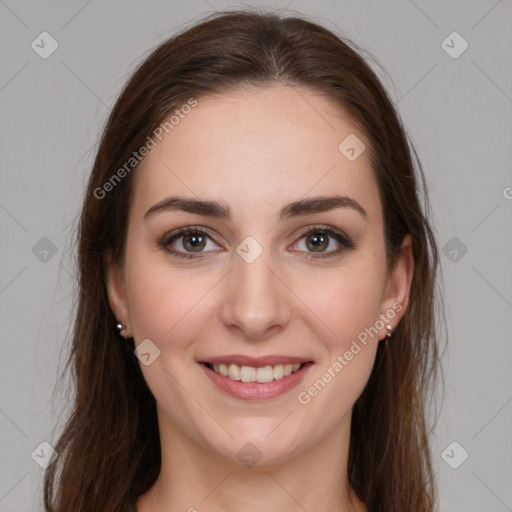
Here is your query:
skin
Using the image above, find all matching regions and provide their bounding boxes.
[106,84,414,512]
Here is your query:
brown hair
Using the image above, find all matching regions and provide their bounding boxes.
[44,8,445,512]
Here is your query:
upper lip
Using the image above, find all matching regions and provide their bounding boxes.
[199,355,312,367]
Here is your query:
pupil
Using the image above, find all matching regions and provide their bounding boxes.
[307,233,328,252]
[184,234,205,251]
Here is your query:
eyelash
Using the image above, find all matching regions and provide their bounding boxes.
[159,225,355,261]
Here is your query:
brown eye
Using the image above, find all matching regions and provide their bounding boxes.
[181,233,206,252]
[160,227,223,260]
[304,232,330,252]
[290,225,355,260]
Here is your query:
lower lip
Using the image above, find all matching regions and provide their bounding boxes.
[200,362,313,400]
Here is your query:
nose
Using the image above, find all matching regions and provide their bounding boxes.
[219,251,292,340]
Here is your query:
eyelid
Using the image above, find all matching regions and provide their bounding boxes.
[289,224,355,257]
[159,224,355,260]
[159,225,223,259]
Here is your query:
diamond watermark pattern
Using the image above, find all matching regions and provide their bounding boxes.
[441,441,469,469]
[134,338,161,366]
[441,31,468,59]
[31,32,59,59]
[236,236,263,263]
[32,237,58,263]
[338,134,366,161]
[31,441,58,469]
[442,236,468,263]
[236,442,262,467]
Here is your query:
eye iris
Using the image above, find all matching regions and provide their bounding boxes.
[183,233,205,252]
[306,233,328,252]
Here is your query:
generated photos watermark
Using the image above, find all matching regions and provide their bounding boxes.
[94,97,198,200]
[297,302,402,405]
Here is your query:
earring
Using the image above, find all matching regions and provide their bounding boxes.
[116,322,126,335]
[385,324,392,339]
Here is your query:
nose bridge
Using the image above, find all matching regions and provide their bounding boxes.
[220,247,291,339]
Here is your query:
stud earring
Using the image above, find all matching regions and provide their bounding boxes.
[385,324,392,339]
[116,322,126,335]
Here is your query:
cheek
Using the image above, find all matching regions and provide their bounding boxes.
[295,342,377,444]
[123,251,221,419]
[292,258,384,404]
[294,258,385,347]
[124,249,218,351]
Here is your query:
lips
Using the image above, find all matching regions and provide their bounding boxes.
[198,355,314,400]
[199,354,311,367]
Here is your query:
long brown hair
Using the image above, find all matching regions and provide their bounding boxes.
[44,8,445,511]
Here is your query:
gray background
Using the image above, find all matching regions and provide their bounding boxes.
[1,0,511,510]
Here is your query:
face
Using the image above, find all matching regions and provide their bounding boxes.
[106,84,413,466]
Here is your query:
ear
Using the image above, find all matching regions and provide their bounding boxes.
[379,234,414,333]
[104,250,132,337]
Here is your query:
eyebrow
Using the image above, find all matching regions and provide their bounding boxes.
[144,195,368,222]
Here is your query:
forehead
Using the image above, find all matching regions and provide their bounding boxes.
[131,85,381,227]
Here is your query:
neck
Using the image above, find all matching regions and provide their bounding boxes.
[137,408,367,512]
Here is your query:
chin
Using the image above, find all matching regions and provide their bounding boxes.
[201,421,311,468]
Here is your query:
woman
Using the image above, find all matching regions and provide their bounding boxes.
[44,8,444,512]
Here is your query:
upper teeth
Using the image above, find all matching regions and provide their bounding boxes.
[211,363,302,383]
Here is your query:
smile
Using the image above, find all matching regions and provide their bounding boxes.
[199,357,314,400]
[205,362,303,383]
